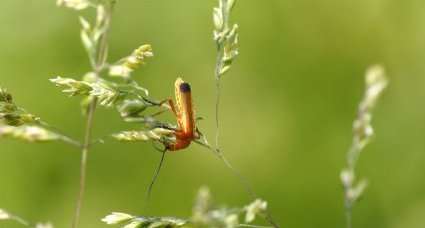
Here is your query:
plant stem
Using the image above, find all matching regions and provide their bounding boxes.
[214,43,223,149]
[72,2,114,227]
[10,215,30,227]
[344,144,358,228]
[96,12,112,73]
[345,204,352,228]
[72,99,96,228]
[344,182,352,228]
[194,138,281,228]
[37,120,81,147]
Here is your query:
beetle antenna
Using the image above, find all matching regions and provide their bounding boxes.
[145,151,166,203]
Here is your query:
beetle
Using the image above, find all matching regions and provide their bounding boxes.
[146,77,200,202]
[160,77,200,151]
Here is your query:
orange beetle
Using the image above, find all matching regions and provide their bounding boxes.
[146,78,200,201]
[162,77,199,151]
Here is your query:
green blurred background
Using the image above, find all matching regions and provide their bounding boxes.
[1,0,425,227]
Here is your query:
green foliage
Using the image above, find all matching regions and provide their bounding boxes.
[109,44,153,79]
[50,1,172,149]
[213,0,239,77]
[112,128,176,145]
[102,187,270,228]
[0,1,279,227]
[57,0,91,11]
[0,87,38,126]
[0,125,60,142]
[0,208,53,228]
[0,87,78,144]
[341,65,388,228]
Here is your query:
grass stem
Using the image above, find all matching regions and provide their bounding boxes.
[72,2,114,227]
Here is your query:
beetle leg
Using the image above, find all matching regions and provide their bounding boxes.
[151,141,167,152]
[196,117,204,123]
[158,99,178,117]
[194,127,202,139]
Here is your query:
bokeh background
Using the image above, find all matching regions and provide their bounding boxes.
[1,0,425,227]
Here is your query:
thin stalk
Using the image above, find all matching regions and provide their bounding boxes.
[9,215,30,227]
[72,3,114,227]
[344,109,365,228]
[15,108,81,147]
[345,202,352,228]
[194,138,281,228]
[344,143,359,228]
[344,170,352,228]
[72,98,96,228]
[58,135,83,147]
[214,43,223,149]
[37,120,81,147]
[96,1,115,70]
[214,0,231,150]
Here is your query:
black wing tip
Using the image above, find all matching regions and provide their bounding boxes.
[179,82,191,92]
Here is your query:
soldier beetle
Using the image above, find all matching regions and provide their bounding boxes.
[145,78,280,228]
[146,77,199,201]
[162,77,200,151]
